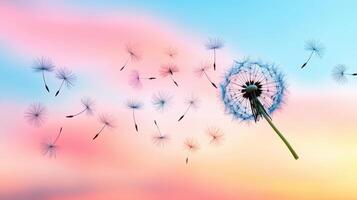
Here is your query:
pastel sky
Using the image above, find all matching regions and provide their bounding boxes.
[1,1,357,200]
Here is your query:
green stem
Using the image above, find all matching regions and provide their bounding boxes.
[258,103,299,160]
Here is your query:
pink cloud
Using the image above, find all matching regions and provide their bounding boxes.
[0,1,233,91]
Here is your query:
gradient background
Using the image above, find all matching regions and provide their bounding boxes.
[1,1,357,199]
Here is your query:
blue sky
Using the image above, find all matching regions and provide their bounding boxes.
[1,0,357,97]
[60,0,357,86]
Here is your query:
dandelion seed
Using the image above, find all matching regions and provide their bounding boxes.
[166,47,178,59]
[152,91,172,112]
[126,98,143,132]
[152,134,169,147]
[301,40,325,69]
[93,114,115,140]
[32,57,55,93]
[220,59,299,160]
[54,68,76,97]
[129,70,156,89]
[194,62,217,88]
[24,102,46,127]
[152,120,170,147]
[120,44,141,71]
[205,37,224,71]
[184,138,199,164]
[207,127,224,145]
[42,127,62,158]
[332,64,357,83]
[178,95,199,122]
[159,63,179,87]
[66,97,94,118]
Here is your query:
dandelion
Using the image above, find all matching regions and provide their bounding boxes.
[301,40,325,69]
[42,127,62,158]
[159,63,179,87]
[126,98,143,132]
[120,45,141,71]
[332,64,357,83]
[66,97,94,118]
[152,91,172,112]
[152,120,170,147]
[194,62,217,88]
[24,102,46,127]
[205,37,224,71]
[184,138,199,164]
[129,70,156,89]
[220,59,299,160]
[178,95,199,122]
[54,68,76,97]
[93,114,115,140]
[32,57,55,93]
[207,127,224,145]
[166,47,178,59]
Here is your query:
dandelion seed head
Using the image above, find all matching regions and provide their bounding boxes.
[129,70,143,89]
[126,45,141,62]
[332,64,348,83]
[194,62,211,77]
[207,127,224,145]
[126,99,143,110]
[42,141,58,158]
[166,47,178,59]
[81,97,95,115]
[159,63,179,77]
[220,59,286,121]
[99,114,115,128]
[55,68,76,88]
[185,95,200,109]
[152,134,170,147]
[152,91,172,112]
[304,40,325,58]
[184,138,200,152]
[32,57,55,72]
[24,103,46,127]
[205,37,224,50]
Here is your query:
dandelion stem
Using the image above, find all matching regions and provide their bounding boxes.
[213,49,216,71]
[347,73,357,76]
[154,120,162,136]
[42,71,50,92]
[53,127,63,144]
[66,108,87,118]
[257,101,299,160]
[170,74,178,87]
[301,51,314,69]
[93,124,106,140]
[142,77,156,80]
[55,80,65,97]
[132,109,138,132]
[203,71,217,88]
[120,57,130,71]
[186,151,191,164]
[178,104,191,121]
